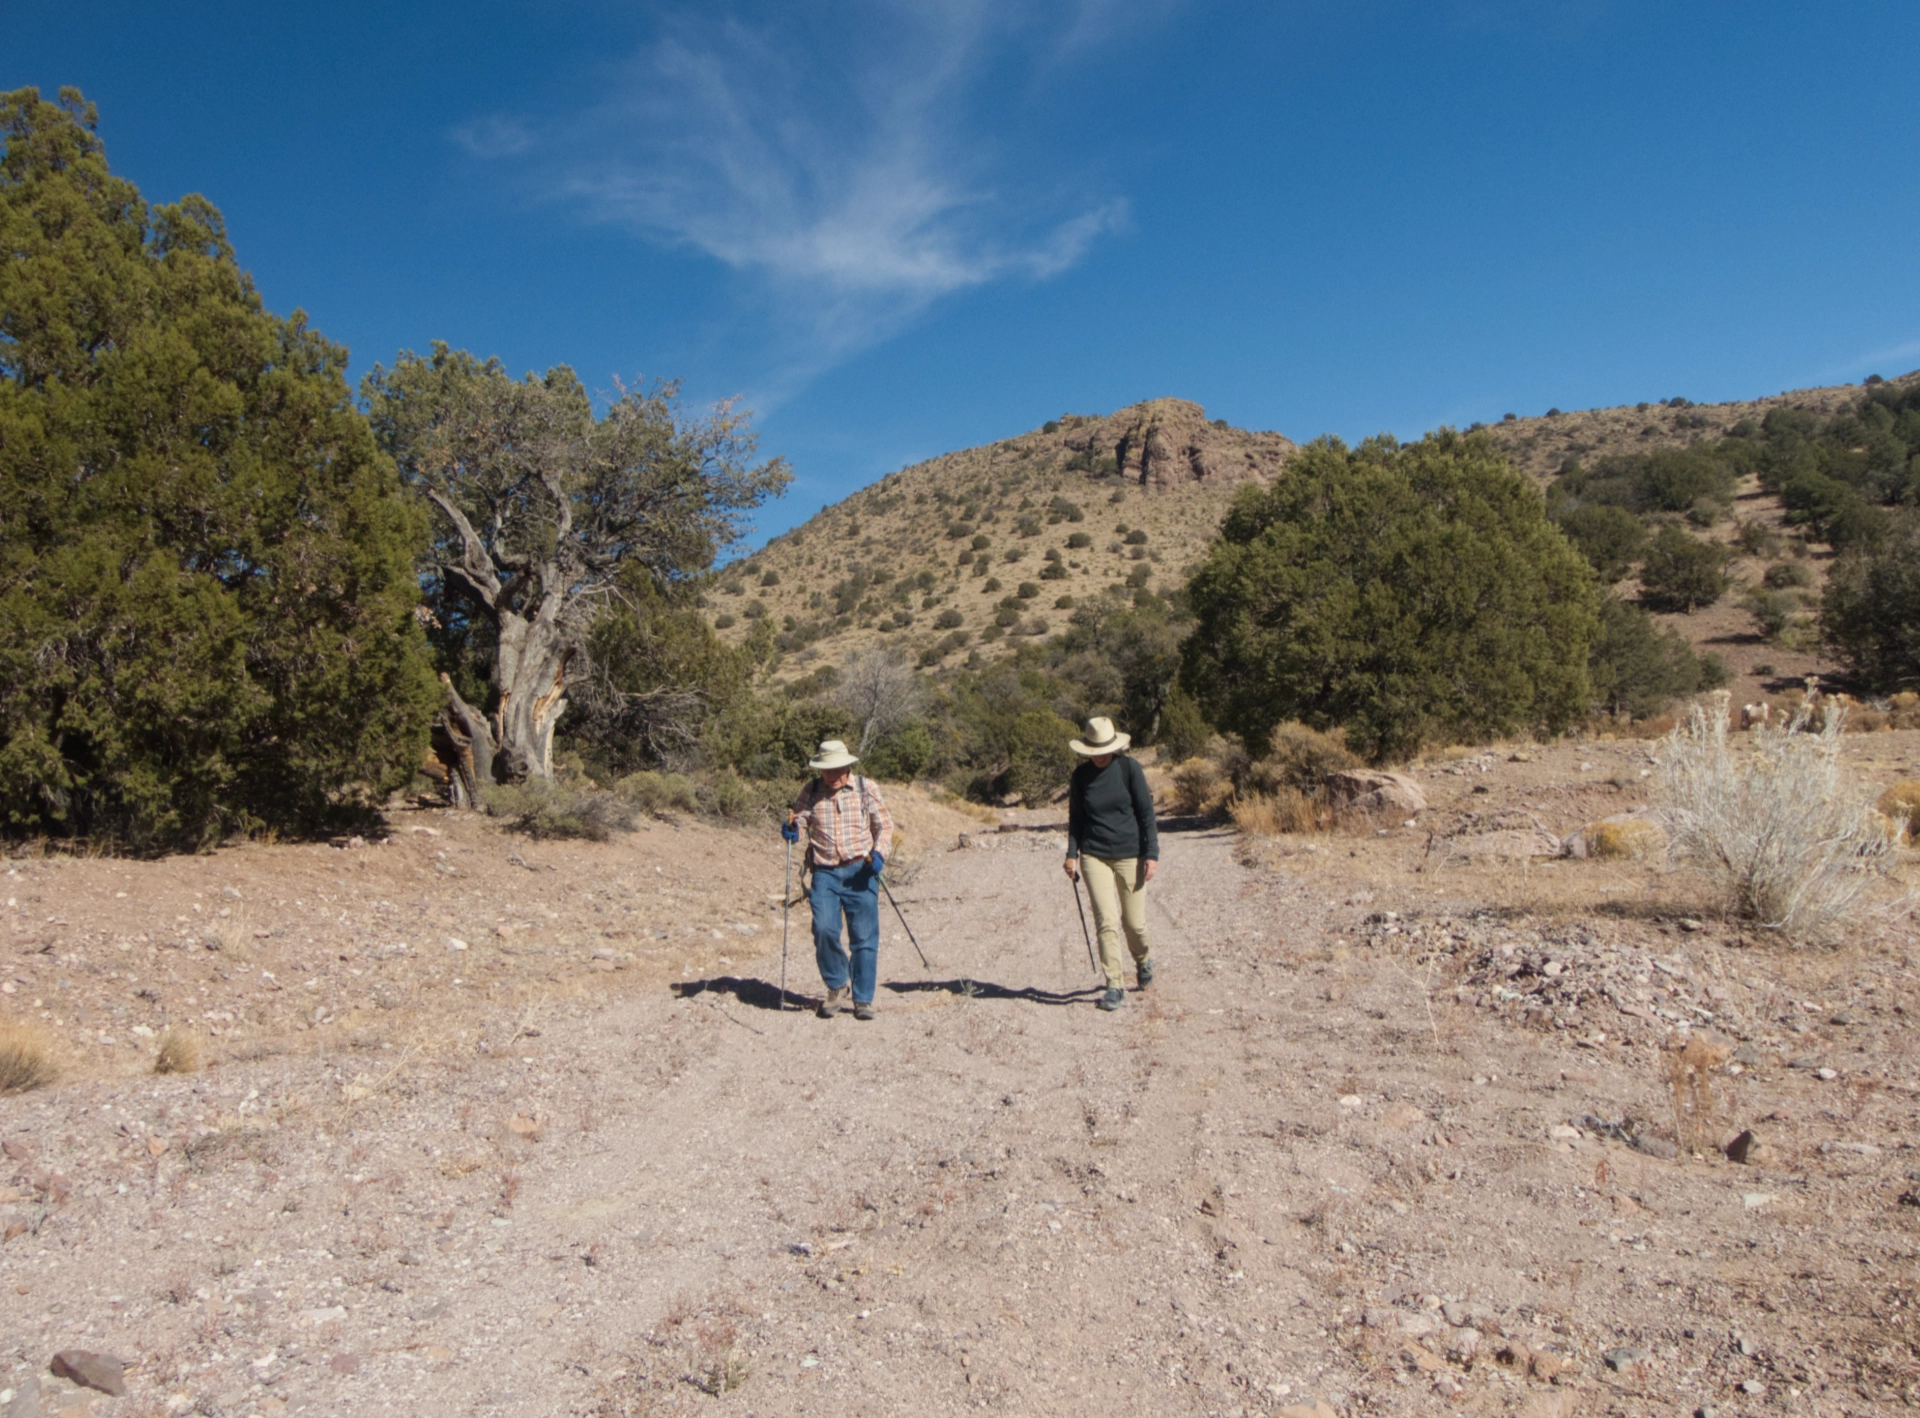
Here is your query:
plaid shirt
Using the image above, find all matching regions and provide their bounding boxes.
[792,775,894,867]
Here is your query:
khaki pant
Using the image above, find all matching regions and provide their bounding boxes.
[1080,855,1151,990]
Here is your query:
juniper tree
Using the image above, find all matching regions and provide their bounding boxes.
[1183,430,1598,761]
[362,346,789,792]
[0,88,437,847]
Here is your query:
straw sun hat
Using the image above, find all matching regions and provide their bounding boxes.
[808,739,860,771]
[1069,717,1131,756]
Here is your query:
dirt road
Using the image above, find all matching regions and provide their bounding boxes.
[4,742,1919,1416]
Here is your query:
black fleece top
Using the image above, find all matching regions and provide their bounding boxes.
[1065,754,1159,863]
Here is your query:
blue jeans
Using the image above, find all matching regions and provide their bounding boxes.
[810,858,880,1004]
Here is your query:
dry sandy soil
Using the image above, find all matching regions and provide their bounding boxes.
[4,735,1920,1418]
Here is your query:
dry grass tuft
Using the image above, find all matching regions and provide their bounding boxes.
[1250,721,1359,795]
[1653,694,1895,938]
[1229,789,1325,836]
[0,1021,58,1093]
[154,1027,202,1075]
[1666,1034,1733,1154]
[1170,758,1232,816]
[1588,818,1665,859]
[1875,780,1920,843]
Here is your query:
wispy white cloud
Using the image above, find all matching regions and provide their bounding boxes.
[449,115,534,159]
[1828,337,1920,382]
[455,0,1148,393]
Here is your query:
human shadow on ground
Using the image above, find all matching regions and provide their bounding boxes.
[883,978,1105,1006]
[672,974,1107,1013]
[671,975,805,1012]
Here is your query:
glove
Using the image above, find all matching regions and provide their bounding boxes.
[781,821,800,843]
[868,851,885,876]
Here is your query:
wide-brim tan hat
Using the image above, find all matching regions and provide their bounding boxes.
[808,739,860,771]
[1069,717,1131,756]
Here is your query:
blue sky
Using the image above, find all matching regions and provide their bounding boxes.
[13,0,1920,545]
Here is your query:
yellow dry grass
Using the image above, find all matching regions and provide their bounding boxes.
[153,1027,203,1075]
[1170,758,1231,816]
[0,1020,58,1093]
[1875,780,1920,842]
[1588,818,1666,859]
[1666,1033,1734,1155]
[1230,790,1324,836]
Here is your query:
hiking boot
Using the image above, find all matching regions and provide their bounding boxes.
[817,986,850,1018]
[1136,957,1155,989]
[853,1001,876,1021]
[1097,986,1125,1012]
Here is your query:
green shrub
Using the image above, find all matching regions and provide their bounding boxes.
[1156,683,1213,764]
[1588,596,1721,719]
[1067,531,1093,549]
[862,721,936,781]
[1638,527,1730,612]
[701,694,853,779]
[934,608,964,630]
[615,770,700,815]
[1762,561,1812,590]
[1017,581,1040,600]
[1553,447,1735,516]
[1744,588,1804,644]
[1822,511,1920,691]
[485,782,637,841]
[1555,503,1647,582]
[1733,520,1780,557]
[1185,431,1598,760]
[1005,710,1077,804]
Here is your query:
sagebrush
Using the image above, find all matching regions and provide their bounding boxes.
[1653,695,1894,938]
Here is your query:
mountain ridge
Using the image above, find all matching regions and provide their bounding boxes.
[709,371,1917,689]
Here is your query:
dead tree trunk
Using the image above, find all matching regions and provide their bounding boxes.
[424,485,575,786]
[437,673,496,808]
[491,607,570,784]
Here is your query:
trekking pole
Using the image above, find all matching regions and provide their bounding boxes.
[779,835,792,1011]
[877,871,934,970]
[1070,874,1099,975]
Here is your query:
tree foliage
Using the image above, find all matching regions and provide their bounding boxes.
[1637,525,1730,612]
[1728,384,1920,547]
[1822,510,1920,691]
[1554,502,1647,583]
[1552,447,1736,517]
[0,88,437,847]
[570,564,751,776]
[1183,431,1599,761]
[362,344,789,781]
[1587,596,1725,719]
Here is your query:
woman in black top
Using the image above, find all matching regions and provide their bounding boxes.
[1061,717,1158,1011]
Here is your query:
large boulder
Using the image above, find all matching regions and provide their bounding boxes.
[1324,770,1427,824]
[1446,811,1562,861]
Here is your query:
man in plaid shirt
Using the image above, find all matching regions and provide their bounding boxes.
[782,739,895,1020]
